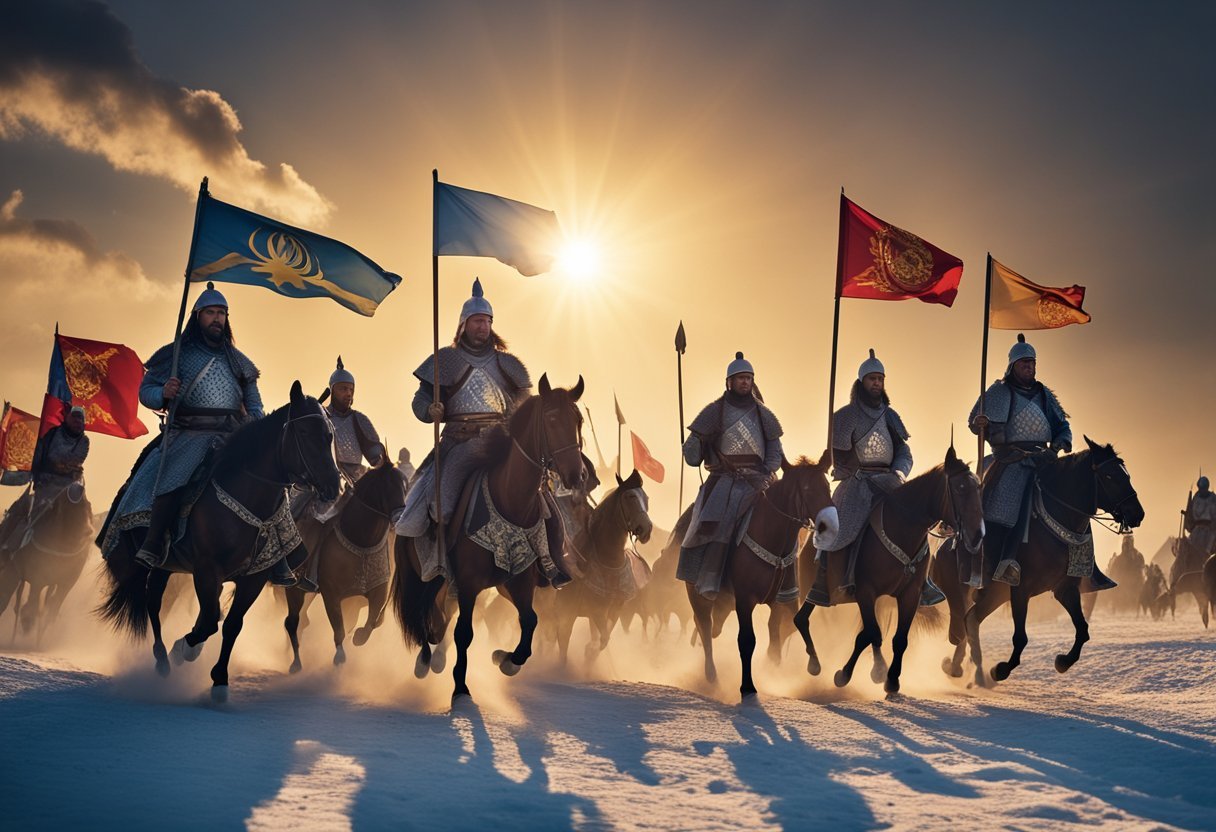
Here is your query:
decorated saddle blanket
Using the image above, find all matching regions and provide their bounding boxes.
[464,472,549,577]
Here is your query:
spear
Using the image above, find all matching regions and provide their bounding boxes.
[675,321,687,509]
[584,405,608,470]
[614,392,625,477]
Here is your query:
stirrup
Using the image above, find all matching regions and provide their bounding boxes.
[919,577,946,606]
[992,558,1021,587]
[268,560,297,587]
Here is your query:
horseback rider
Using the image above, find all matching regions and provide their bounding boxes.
[394,447,415,493]
[327,356,384,484]
[106,283,294,586]
[806,350,943,607]
[395,278,573,584]
[1182,476,1216,558]
[0,405,90,556]
[968,333,1111,589]
[677,352,783,599]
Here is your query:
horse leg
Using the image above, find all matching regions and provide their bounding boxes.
[493,574,537,676]
[766,602,793,664]
[737,597,758,698]
[964,587,1007,688]
[353,584,389,646]
[284,587,306,673]
[209,578,265,702]
[884,588,920,694]
[9,579,24,642]
[687,585,717,683]
[171,571,222,665]
[146,569,172,677]
[836,590,881,688]
[792,601,821,676]
[992,587,1030,682]
[1052,581,1090,673]
[941,585,971,679]
[321,590,347,666]
[452,590,477,699]
[18,581,41,636]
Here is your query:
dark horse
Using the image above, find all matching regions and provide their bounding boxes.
[0,482,94,642]
[947,437,1143,687]
[393,374,587,698]
[553,469,654,664]
[284,457,406,672]
[98,382,340,701]
[689,456,837,698]
[1169,535,1211,628]
[794,445,985,695]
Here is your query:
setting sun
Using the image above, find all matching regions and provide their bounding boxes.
[557,238,603,281]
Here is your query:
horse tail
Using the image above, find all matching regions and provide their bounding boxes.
[912,602,946,635]
[95,542,149,641]
[392,535,444,647]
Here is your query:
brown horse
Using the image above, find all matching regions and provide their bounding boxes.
[795,445,985,695]
[1169,535,1211,628]
[689,456,837,698]
[393,374,587,699]
[553,469,653,663]
[960,437,1144,687]
[98,381,341,701]
[284,457,406,671]
[1139,563,1171,620]
[0,482,94,642]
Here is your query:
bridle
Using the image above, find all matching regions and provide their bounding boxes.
[940,466,983,553]
[512,395,584,485]
[1040,452,1139,535]
[244,398,334,492]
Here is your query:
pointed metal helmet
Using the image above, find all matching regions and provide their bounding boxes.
[192,281,228,312]
[726,351,754,378]
[1007,332,1036,371]
[857,348,885,380]
[1199,476,1210,492]
[329,355,355,387]
[459,278,494,324]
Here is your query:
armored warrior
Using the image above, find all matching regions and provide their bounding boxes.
[1177,476,1216,589]
[394,447,415,494]
[969,333,1072,587]
[0,405,90,555]
[325,356,384,484]
[806,351,943,606]
[396,279,573,584]
[105,284,294,585]
[678,352,783,599]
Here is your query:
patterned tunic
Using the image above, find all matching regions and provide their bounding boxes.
[328,406,383,482]
[969,380,1071,527]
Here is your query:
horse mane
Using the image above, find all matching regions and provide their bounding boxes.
[211,403,290,480]
[895,462,947,508]
[1037,446,1101,491]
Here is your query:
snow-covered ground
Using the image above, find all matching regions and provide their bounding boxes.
[2,558,1213,831]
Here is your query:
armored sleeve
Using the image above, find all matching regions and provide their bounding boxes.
[683,433,705,467]
[763,435,784,474]
[241,375,264,420]
[412,382,436,423]
[139,344,174,411]
[968,390,1006,446]
[892,434,912,479]
[1044,387,1071,451]
[355,412,384,464]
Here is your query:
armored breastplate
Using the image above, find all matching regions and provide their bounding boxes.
[1193,494,1216,523]
[718,405,764,458]
[447,366,509,417]
[330,411,364,466]
[45,432,86,479]
[855,411,894,466]
[1006,393,1051,444]
[179,346,242,411]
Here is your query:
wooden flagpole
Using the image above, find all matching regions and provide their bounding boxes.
[675,321,687,510]
[825,190,847,467]
[977,253,993,478]
[432,169,444,560]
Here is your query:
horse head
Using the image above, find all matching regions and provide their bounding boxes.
[780,453,838,549]
[354,454,408,518]
[1083,436,1144,530]
[944,443,985,554]
[284,380,342,502]
[530,373,587,491]
[614,468,653,543]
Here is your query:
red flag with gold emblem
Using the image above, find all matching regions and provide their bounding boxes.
[837,195,964,307]
[1,402,41,474]
[630,430,665,483]
[55,334,148,439]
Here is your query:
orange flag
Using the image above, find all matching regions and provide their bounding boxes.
[1,402,40,474]
[630,431,665,483]
[988,259,1091,330]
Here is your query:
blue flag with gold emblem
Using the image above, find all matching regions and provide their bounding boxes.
[188,189,401,316]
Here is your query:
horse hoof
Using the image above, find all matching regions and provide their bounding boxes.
[414,651,430,679]
[452,688,471,702]
[991,662,1011,682]
[492,650,521,677]
[1054,654,1073,674]
[941,657,963,678]
[870,665,888,685]
[171,637,202,666]
[975,670,991,688]
[333,646,346,666]
[156,659,170,678]
[740,688,758,701]
[429,645,447,673]
[352,628,371,647]
[806,653,821,676]
[211,685,229,704]
[289,659,302,675]
[834,670,849,688]
[884,678,900,695]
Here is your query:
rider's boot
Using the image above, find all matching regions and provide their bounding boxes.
[805,551,831,606]
[135,492,178,569]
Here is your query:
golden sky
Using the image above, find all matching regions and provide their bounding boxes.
[2,1,1213,558]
